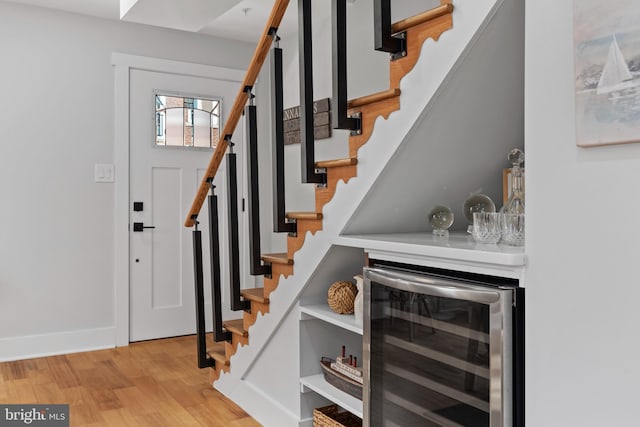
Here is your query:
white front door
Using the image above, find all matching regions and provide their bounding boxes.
[129,69,244,342]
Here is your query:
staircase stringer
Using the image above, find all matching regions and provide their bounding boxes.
[213,0,505,417]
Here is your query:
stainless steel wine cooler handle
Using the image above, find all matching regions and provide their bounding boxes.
[364,267,506,304]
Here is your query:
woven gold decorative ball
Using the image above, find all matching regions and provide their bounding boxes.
[327,280,357,314]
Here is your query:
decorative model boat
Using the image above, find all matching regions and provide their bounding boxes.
[320,346,363,400]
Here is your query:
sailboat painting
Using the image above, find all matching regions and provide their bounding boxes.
[573,0,640,147]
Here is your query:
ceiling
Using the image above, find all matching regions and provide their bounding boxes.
[2,0,299,43]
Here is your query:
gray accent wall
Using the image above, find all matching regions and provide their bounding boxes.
[343,0,524,235]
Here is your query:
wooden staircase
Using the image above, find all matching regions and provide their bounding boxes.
[205,1,454,384]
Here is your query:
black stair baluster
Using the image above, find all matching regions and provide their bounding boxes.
[299,0,326,185]
[271,40,297,234]
[332,0,361,134]
[245,95,272,277]
[192,217,215,369]
[207,182,231,342]
[226,147,250,312]
[374,0,406,59]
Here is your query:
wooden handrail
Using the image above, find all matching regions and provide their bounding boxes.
[184,0,290,227]
[391,3,454,34]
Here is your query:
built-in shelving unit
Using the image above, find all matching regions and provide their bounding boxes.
[298,308,364,422]
[300,304,363,335]
[300,374,363,418]
[297,246,366,423]
[297,234,525,424]
[299,303,364,419]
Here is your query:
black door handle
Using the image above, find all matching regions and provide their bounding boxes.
[133,222,156,232]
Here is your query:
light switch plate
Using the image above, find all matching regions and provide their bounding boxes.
[95,164,114,183]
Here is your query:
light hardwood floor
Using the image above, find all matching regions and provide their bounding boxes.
[0,335,260,426]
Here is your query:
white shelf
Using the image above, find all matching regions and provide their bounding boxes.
[335,232,526,280]
[300,304,363,335]
[336,232,525,265]
[300,374,363,419]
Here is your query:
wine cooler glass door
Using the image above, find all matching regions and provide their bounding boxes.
[364,268,513,427]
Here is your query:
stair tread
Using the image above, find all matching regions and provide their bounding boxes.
[223,319,248,337]
[285,212,323,220]
[207,342,229,365]
[391,3,454,34]
[315,157,357,168]
[241,287,269,304]
[261,253,294,265]
[348,88,401,109]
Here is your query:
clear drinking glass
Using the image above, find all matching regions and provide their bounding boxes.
[502,213,525,246]
[472,212,502,244]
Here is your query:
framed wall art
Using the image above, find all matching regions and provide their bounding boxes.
[573,0,640,147]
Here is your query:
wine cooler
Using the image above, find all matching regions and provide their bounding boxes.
[363,264,524,427]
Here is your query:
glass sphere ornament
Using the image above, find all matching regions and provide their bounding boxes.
[463,193,496,223]
[428,205,454,237]
[464,193,496,234]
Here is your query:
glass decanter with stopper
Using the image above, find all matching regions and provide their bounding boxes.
[500,148,525,214]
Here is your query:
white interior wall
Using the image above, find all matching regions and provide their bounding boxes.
[525,1,640,425]
[0,1,253,360]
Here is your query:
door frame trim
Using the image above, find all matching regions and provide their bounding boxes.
[112,53,244,346]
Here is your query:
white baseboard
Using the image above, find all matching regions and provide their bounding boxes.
[0,326,117,362]
[299,418,313,427]
[219,378,301,427]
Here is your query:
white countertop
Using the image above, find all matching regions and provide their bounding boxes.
[335,232,526,273]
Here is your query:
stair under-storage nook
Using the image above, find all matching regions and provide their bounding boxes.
[296,233,525,424]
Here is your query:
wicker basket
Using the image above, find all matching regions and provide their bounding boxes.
[313,405,362,427]
[320,357,363,400]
